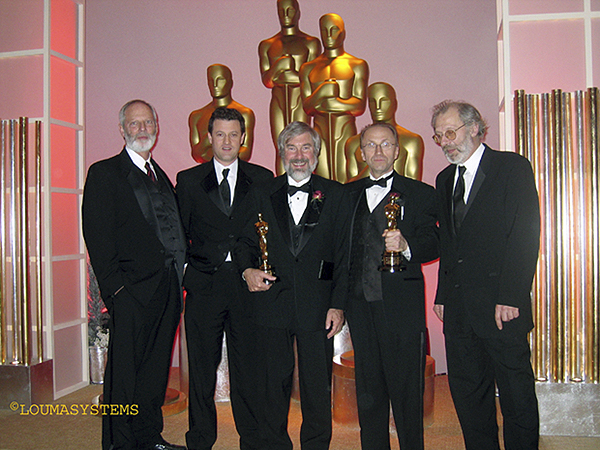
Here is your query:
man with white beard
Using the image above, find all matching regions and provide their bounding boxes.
[236,121,350,450]
[83,100,187,450]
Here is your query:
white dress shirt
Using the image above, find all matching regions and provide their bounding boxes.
[287,175,310,225]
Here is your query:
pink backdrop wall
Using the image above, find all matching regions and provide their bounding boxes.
[85,0,501,374]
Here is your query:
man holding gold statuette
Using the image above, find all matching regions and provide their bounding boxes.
[345,122,439,450]
[235,121,350,450]
[177,107,273,450]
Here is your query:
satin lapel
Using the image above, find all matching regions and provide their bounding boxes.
[271,178,293,253]
[463,146,490,219]
[201,163,229,216]
[295,178,321,255]
[348,178,369,258]
[444,168,455,232]
[121,151,161,240]
[231,163,252,212]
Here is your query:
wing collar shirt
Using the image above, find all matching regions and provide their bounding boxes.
[287,175,311,225]
[365,170,411,260]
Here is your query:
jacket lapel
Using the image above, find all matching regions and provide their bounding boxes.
[201,161,230,216]
[231,162,252,212]
[120,150,162,242]
[271,177,293,253]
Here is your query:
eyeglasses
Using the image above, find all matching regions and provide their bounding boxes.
[432,123,467,145]
[362,141,396,151]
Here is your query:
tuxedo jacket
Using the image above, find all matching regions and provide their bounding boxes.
[345,172,439,335]
[435,145,540,338]
[236,175,350,331]
[82,148,186,308]
[175,159,273,284]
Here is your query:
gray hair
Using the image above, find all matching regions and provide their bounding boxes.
[431,100,487,138]
[277,121,321,159]
[119,99,158,127]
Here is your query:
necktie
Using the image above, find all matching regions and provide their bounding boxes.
[453,165,466,232]
[219,168,231,212]
[288,183,311,196]
[145,162,157,183]
[365,173,393,188]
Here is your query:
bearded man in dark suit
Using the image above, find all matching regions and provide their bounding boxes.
[236,121,349,450]
[432,100,540,450]
[82,99,187,450]
[345,122,438,450]
[176,107,273,450]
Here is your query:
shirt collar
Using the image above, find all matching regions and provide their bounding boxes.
[287,174,311,187]
[213,158,238,180]
[126,147,152,172]
[461,143,485,174]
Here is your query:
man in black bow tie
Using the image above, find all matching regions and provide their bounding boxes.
[236,121,350,450]
[176,107,273,450]
[345,122,439,450]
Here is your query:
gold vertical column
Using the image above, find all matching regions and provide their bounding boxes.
[0,120,6,364]
[35,121,43,363]
[586,87,600,382]
[19,117,30,365]
[8,120,21,364]
[515,90,526,155]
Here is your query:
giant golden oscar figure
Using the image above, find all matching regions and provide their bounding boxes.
[259,0,321,175]
[188,64,256,163]
[300,13,369,182]
[345,82,424,182]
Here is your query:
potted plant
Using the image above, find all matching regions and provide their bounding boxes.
[87,261,110,384]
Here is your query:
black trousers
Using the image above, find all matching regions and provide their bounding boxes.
[445,325,539,450]
[102,265,181,450]
[184,263,261,450]
[254,323,334,450]
[349,299,426,450]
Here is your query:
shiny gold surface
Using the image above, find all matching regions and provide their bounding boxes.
[188,64,255,163]
[259,0,321,175]
[19,117,30,365]
[515,89,600,383]
[35,121,43,363]
[345,82,424,182]
[299,13,369,182]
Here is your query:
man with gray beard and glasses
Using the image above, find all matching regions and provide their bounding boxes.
[235,121,350,450]
[83,100,187,450]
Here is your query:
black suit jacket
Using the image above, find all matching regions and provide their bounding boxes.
[236,175,350,331]
[82,149,186,308]
[435,145,540,338]
[176,159,273,281]
[345,172,439,334]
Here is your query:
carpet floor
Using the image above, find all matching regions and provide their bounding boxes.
[1,372,597,449]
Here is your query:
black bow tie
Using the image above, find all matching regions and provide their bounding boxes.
[365,173,393,188]
[288,183,311,196]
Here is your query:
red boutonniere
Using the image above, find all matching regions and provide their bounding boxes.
[389,192,400,202]
[312,190,324,202]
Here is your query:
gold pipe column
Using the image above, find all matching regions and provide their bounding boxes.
[515,90,526,155]
[19,117,30,365]
[0,120,6,364]
[9,120,21,364]
[587,87,600,382]
[35,121,43,363]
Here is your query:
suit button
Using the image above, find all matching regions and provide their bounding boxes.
[458,259,463,263]
[229,234,234,238]
[454,284,460,288]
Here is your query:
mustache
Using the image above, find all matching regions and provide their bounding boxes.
[289,158,310,165]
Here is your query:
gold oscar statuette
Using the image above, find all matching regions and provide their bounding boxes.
[255,213,276,283]
[379,193,406,272]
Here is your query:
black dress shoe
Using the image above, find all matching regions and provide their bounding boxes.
[143,441,187,450]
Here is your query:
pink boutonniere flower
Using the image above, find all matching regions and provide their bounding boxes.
[312,190,324,202]
[389,192,400,201]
